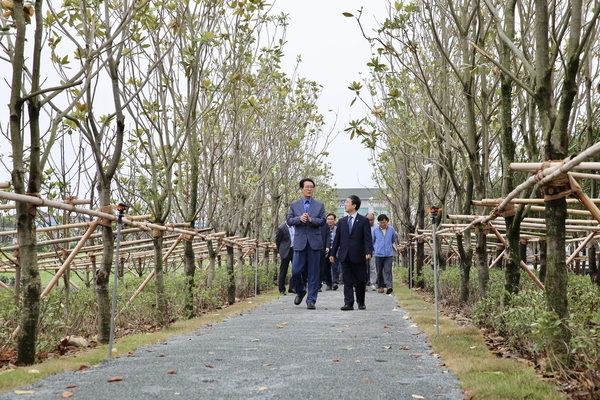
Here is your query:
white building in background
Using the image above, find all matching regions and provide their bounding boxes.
[335,188,390,219]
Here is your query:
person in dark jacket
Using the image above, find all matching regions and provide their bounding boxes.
[330,195,373,311]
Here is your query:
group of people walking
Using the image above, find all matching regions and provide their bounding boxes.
[275,178,397,311]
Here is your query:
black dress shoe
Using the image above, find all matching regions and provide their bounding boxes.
[358,303,366,310]
[280,291,286,296]
[332,284,338,290]
[386,287,393,294]
[306,302,316,310]
[340,304,354,311]
[294,292,306,305]
[288,288,296,294]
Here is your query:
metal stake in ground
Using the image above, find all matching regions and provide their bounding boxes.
[108,203,128,358]
[428,206,442,336]
[408,237,413,299]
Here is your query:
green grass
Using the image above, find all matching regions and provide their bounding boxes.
[395,284,565,400]
[0,289,280,394]
[2,282,566,399]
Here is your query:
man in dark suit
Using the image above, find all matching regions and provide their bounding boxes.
[275,222,295,295]
[287,178,326,310]
[330,195,373,311]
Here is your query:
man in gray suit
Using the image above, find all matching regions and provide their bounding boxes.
[287,178,326,309]
[275,222,295,295]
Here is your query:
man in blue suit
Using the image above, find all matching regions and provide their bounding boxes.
[330,195,373,310]
[287,178,326,310]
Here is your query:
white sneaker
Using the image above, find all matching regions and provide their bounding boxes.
[370,284,377,291]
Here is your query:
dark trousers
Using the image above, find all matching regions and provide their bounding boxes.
[278,252,293,293]
[292,247,321,304]
[321,255,333,286]
[341,259,367,306]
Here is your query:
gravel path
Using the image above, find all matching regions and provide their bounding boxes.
[1,287,465,399]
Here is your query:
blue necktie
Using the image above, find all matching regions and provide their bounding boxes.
[348,215,353,232]
[304,200,309,213]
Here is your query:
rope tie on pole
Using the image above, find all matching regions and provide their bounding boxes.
[182,227,196,242]
[25,192,41,215]
[152,223,164,237]
[537,160,572,201]
[98,205,114,227]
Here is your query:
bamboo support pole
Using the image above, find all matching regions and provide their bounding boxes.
[0,191,209,240]
[40,219,101,297]
[463,145,600,232]
[0,198,91,210]
[565,231,596,267]
[473,198,600,206]
[510,161,600,172]
[447,214,600,225]
[5,219,102,351]
[0,280,10,291]
[489,249,506,269]
[0,182,9,189]
[569,172,600,181]
[487,224,544,290]
[441,236,460,258]
[570,175,600,225]
[122,235,185,310]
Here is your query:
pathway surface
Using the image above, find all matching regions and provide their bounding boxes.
[1,287,465,399]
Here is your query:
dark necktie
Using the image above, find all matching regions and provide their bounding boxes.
[348,215,353,232]
[304,200,309,213]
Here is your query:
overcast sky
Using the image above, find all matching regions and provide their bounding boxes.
[0,2,386,189]
[269,1,386,188]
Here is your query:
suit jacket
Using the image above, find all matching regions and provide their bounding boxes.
[323,224,337,257]
[275,223,293,259]
[286,198,326,251]
[321,223,330,255]
[331,213,373,264]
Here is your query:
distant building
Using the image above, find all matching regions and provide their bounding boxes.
[336,188,390,218]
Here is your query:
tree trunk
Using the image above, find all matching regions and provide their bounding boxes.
[504,215,521,303]
[475,224,489,298]
[227,245,235,305]
[544,197,570,351]
[456,233,471,305]
[183,239,196,319]
[539,238,547,284]
[10,0,44,366]
[95,222,114,344]
[153,234,166,326]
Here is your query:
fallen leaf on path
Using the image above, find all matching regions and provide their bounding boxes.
[251,339,260,342]
[399,346,410,350]
[411,353,423,358]
[205,364,214,368]
[262,363,271,367]
[77,365,88,371]
[332,359,340,362]
[382,346,392,349]
[61,392,74,398]
[157,354,166,357]
[362,379,375,384]
[258,387,267,391]
[167,370,177,374]
[14,390,36,394]
[411,395,425,399]
[354,360,361,363]
[403,316,409,320]
[107,376,123,382]
[66,384,78,389]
